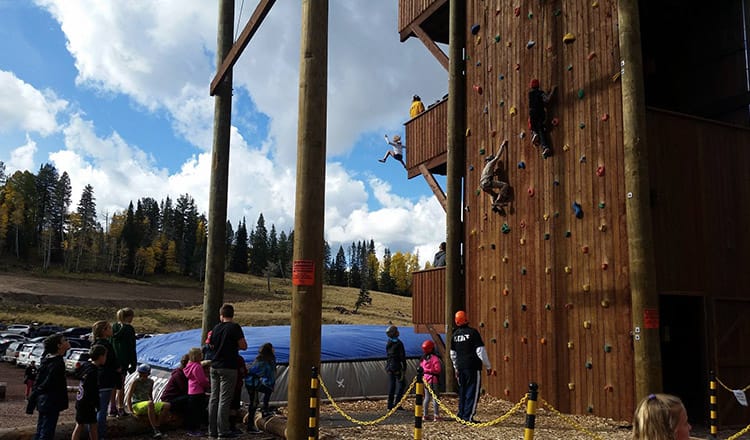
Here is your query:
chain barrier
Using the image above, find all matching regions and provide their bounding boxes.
[727,422,750,440]
[539,398,605,440]
[716,376,750,393]
[318,374,417,425]
[423,381,528,427]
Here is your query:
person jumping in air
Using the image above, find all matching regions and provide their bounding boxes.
[528,79,556,159]
[479,139,511,215]
[379,134,407,168]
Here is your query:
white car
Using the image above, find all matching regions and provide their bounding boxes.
[65,348,90,376]
[26,344,45,368]
[5,324,32,337]
[0,332,27,341]
[2,341,25,363]
[16,343,36,367]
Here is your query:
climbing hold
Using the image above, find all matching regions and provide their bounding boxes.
[504,388,511,397]
[627,191,634,199]
[490,338,496,344]
[572,201,584,218]
[514,6,521,16]
[540,337,547,345]
[519,131,526,139]
[483,106,488,114]
[583,320,591,329]
[545,267,551,274]
[604,344,612,353]
[475,60,481,66]
[479,321,485,328]
[544,233,550,240]
[479,275,484,281]
[562,144,570,151]
[520,336,528,344]
[567,340,574,348]
[527,11,533,19]
[509,106,517,116]
[501,223,511,234]
[506,41,512,47]
[543,213,549,221]
[502,286,510,296]
[519,238,526,245]
[553,9,562,17]
[475,37,481,46]
[490,243,496,249]
[551,117,559,126]
[601,299,610,308]
[601,113,610,121]
[473,84,483,94]
[502,256,509,263]
[504,354,510,361]
[528,187,535,197]
[580,155,586,163]
[490,130,497,137]
[487,65,492,73]
[526,40,536,49]
[519,220,526,229]
[514,63,521,71]
[521,267,527,275]
[598,202,606,209]
[563,32,576,44]
[565,230,571,237]
[553,180,560,186]
[470,24,481,35]
[604,385,614,393]
[581,245,589,254]
[518,161,526,169]
[503,319,510,328]
[479,147,485,155]
[566,64,573,71]
[494,34,501,43]
[498,73,505,80]
[592,1,600,7]
[470,228,477,235]
[495,8,501,16]
[521,303,527,310]
[466,128,471,136]
[568,383,575,390]
[469,165,474,171]
[601,262,608,271]
[579,122,586,129]
[475,189,481,196]
[587,51,597,60]
[499,100,505,107]
[577,89,585,99]
[596,165,605,176]
[582,284,590,292]
[545,303,552,310]
[564,266,572,274]
[564,303,574,310]
[598,224,607,232]
[546,45,553,52]
[491,306,497,312]
[585,360,593,369]
[587,405,594,414]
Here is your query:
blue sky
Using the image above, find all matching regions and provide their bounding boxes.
[0,1,448,262]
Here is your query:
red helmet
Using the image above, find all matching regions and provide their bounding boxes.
[530,78,540,89]
[454,310,468,326]
[421,340,435,354]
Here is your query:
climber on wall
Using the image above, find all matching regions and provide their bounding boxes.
[479,139,510,215]
[528,79,557,159]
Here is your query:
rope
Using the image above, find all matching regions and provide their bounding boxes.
[424,382,528,427]
[727,422,750,440]
[539,398,605,440]
[716,376,750,393]
[234,0,245,42]
[318,375,417,426]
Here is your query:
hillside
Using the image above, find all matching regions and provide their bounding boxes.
[0,271,413,333]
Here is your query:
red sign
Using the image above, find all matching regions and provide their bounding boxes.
[292,260,315,286]
[644,308,659,329]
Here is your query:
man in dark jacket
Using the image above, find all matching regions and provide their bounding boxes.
[450,310,492,422]
[27,334,71,440]
[385,325,407,410]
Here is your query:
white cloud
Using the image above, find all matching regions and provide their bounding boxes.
[9,136,38,172]
[0,70,67,135]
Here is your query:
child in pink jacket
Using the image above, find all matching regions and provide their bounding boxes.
[420,340,442,421]
[183,347,210,436]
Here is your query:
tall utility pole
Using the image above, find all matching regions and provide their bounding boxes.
[445,0,466,392]
[202,0,234,341]
[618,0,663,399]
[287,1,328,438]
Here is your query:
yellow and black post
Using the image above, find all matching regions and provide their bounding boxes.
[523,382,539,440]
[308,367,319,440]
[709,370,717,439]
[414,367,424,440]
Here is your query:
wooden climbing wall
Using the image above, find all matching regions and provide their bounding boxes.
[462,0,633,420]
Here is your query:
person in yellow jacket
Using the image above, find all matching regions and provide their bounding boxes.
[409,95,425,118]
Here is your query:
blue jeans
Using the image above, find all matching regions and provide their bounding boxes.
[208,368,238,437]
[34,410,59,440]
[456,369,481,421]
[97,388,113,438]
[387,371,406,409]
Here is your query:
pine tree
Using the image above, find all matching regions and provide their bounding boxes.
[333,245,348,286]
[322,240,331,283]
[379,248,396,293]
[230,218,249,273]
[174,194,198,276]
[268,225,279,276]
[249,213,269,275]
[51,172,71,263]
[348,242,360,288]
[225,220,234,270]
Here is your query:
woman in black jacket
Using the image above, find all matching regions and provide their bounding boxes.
[27,334,71,440]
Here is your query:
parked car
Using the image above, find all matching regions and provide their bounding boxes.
[26,344,45,368]
[65,348,90,376]
[0,332,27,341]
[15,343,36,367]
[5,324,33,337]
[62,327,91,340]
[0,340,12,357]
[68,338,91,349]
[2,341,25,363]
[34,325,64,337]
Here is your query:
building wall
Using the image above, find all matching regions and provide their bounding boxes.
[462,1,633,420]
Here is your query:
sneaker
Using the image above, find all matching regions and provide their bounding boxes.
[109,408,119,417]
[422,415,433,422]
[118,408,130,417]
[396,406,406,411]
[378,159,386,163]
[531,133,540,146]
[542,147,552,158]
[186,431,204,437]
[218,432,239,439]
[152,431,163,439]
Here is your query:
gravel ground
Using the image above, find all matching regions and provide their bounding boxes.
[0,362,729,439]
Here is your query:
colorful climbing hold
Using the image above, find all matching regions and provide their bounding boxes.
[506,41,512,47]
[583,321,591,329]
[564,266,572,274]
[499,100,505,107]
[582,245,589,254]
[604,344,612,353]
[598,201,606,209]
[503,320,510,328]
[470,23,481,35]
[585,360,593,368]
[568,382,575,390]
[579,122,586,129]
[479,147,485,155]
[466,128,471,136]
[527,187,535,197]
[502,256,508,263]
[518,161,526,169]
[519,220,526,229]
[543,213,549,221]
[475,36,481,46]
[473,84,483,94]
[545,303,552,310]
[580,155,587,163]
[596,165,605,176]
[519,131,526,139]
[498,73,504,80]
[527,11,533,19]
[514,6,521,16]
[551,117,560,126]
[572,201,583,218]
[544,233,550,240]
[520,336,528,344]
[540,337,547,345]
[565,230,571,237]
[475,189,481,196]
[509,106,517,115]
[494,34,501,43]
[582,284,591,292]
[501,223,511,234]
[577,89,585,99]
[521,303,527,310]
[469,165,474,171]
[553,9,562,17]
[601,299,610,308]
[587,51,597,60]
[566,64,573,71]
[562,144,570,151]
[545,267,552,274]
[526,40,536,49]
[475,60,481,66]
[519,238,526,245]
[514,63,520,71]
[598,224,607,232]
[601,113,610,121]
[601,262,608,270]
[563,32,576,44]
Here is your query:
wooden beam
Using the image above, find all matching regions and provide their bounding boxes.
[209,0,276,96]
[419,164,447,212]
[411,24,449,71]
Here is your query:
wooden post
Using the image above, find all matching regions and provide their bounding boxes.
[445,0,466,392]
[202,0,235,342]
[617,0,663,399]
[287,1,328,439]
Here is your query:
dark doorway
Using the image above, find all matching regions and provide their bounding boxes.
[660,295,707,425]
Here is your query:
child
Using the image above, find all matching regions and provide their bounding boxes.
[92,320,119,440]
[528,78,556,158]
[24,359,38,399]
[632,393,692,440]
[379,134,407,168]
[385,325,407,411]
[479,140,510,214]
[244,343,276,432]
[26,334,71,440]
[111,308,137,417]
[160,354,190,420]
[72,345,107,440]
[183,348,210,437]
[126,364,171,439]
[419,340,442,421]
